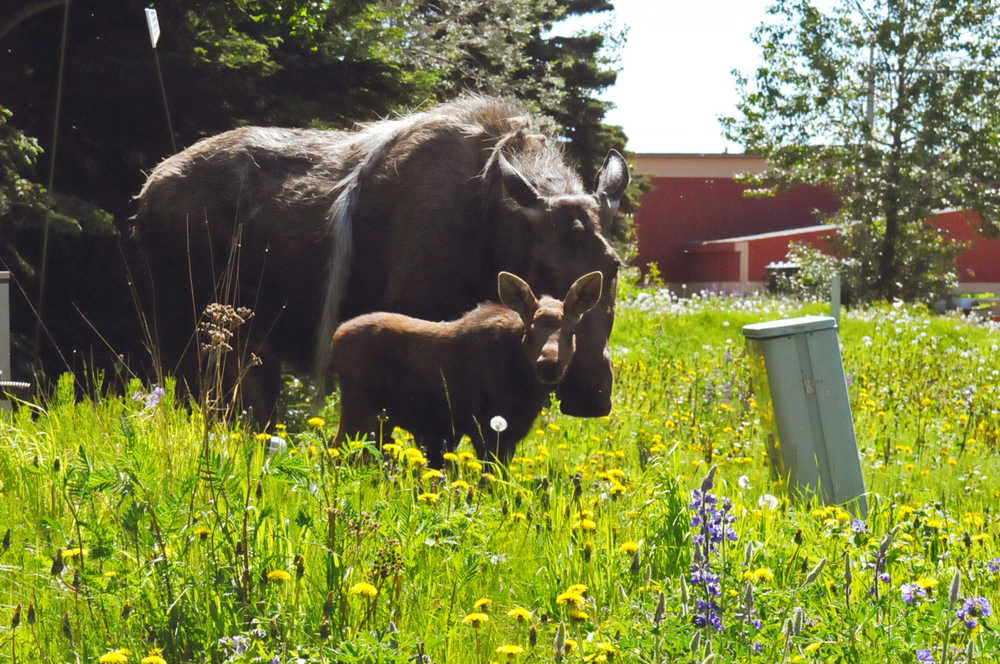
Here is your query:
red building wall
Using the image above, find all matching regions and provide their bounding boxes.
[633,157,840,283]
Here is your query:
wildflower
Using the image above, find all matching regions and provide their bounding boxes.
[901,582,927,605]
[99,651,129,664]
[557,590,586,608]
[689,465,736,633]
[141,654,167,664]
[62,547,86,560]
[987,557,1000,574]
[417,492,439,504]
[568,607,589,621]
[956,596,991,629]
[496,644,524,659]
[757,494,778,510]
[266,569,291,583]
[564,638,578,652]
[473,597,492,611]
[915,576,939,591]
[450,479,471,491]
[851,519,867,533]
[422,469,444,481]
[573,518,598,532]
[619,541,640,555]
[916,648,935,663]
[195,528,211,540]
[744,567,774,583]
[307,416,325,429]
[349,582,378,598]
[462,612,489,627]
[491,416,508,432]
[507,606,533,622]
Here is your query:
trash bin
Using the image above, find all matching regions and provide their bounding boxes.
[743,315,866,514]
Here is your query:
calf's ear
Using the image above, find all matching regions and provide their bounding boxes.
[563,271,603,322]
[498,271,538,324]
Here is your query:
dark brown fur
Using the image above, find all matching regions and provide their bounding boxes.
[332,271,602,466]
[132,96,629,423]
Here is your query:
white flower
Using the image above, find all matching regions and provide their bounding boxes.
[757,494,779,510]
[490,415,508,433]
[738,474,751,490]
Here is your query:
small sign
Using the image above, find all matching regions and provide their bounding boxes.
[145,7,160,48]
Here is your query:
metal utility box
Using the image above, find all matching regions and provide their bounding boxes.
[743,315,866,514]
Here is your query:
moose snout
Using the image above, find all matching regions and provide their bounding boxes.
[536,355,567,384]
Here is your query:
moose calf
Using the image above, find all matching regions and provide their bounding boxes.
[331,271,603,467]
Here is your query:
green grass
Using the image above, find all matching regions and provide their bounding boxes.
[1,288,999,664]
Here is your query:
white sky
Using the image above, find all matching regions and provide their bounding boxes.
[569,0,774,154]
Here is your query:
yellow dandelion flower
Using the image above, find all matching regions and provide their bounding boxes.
[743,567,774,583]
[382,442,402,456]
[596,642,617,654]
[507,606,533,622]
[417,492,440,504]
[916,577,939,590]
[422,469,444,481]
[275,423,287,434]
[267,569,292,583]
[619,541,640,555]
[451,479,471,491]
[496,644,524,658]
[804,642,822,654]
[141,655,167,664]
[566,583,588,595]
[458,451,477,461]
[548,423,561,432]
[467,461,483,473]
[462,612,489,627]
[349,582,378,598]
[443,452,460,463]
[568,607,589,621]
[925,517,946,530]
[307,417,325,430]
[99,651,129,664]
[573,518,598,532]
[556,591,585,608]
[62,547,86,560]
[473,597,492,611]
[255,432,271,441]
[564,638,578,652]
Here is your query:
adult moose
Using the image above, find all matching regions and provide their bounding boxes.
[132,95,629,422]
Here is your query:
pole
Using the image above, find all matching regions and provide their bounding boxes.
[146,7,176,154]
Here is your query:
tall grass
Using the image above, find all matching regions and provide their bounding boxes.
[1,287,998,663]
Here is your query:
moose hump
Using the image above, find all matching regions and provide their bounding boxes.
[132,95,630,423]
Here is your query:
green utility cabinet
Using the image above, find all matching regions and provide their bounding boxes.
[743,315,867,514]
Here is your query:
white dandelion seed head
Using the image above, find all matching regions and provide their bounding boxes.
[758,494,779,510]
[490,415,508,433]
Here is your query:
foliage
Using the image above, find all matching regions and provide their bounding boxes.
[3,286,1000,662]
[723,0,1000,304]
[0,106,114,279]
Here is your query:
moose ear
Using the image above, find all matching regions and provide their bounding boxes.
[563,271,603,322]
[498,271,538,324]
[498,152,543,209]
[594,149,629,210]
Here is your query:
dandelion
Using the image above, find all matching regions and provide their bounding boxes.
[349,582,378,598]
[496,644,524,659]
[62,547,86,561]
[491,416,508,432]
[619,541,640,555]
[473,597,492,611]
[744,567,774,583]
[462,612,489,627]
[307,416,325,429]
[99,651,129,664]
[422,469,444,482]
[142,653,167,664]
[417,492,440,504]
[266,569,292,583]
[757,494,778,510]
[573,518,598,532]
[507,606,533,622]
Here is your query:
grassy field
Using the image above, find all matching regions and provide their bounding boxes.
[1,286,999,664]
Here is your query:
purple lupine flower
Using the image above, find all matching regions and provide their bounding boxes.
[901,582,927,605]
[752,641,763,653]
[987,557,1000,574]
[851,519,867,533]
[916,648,934,663]
[688,465,737,634]
[879,572,891,584]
